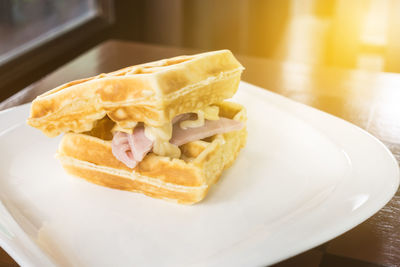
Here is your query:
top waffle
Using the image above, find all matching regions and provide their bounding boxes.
[27,50,244,137]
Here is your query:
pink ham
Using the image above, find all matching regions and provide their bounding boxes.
[111,132,136,168]
[170,117,243,146]
[111,115,244,168]
[111,125,153,168]
[127,126,153,162]
[172,113,193,124]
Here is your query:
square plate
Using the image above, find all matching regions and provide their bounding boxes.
[0,82,398,267]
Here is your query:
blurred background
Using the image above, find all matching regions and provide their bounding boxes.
[1,0,399,101]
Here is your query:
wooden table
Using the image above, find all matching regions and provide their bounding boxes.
[1,40,399,267]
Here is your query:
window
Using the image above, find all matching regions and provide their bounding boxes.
[0,0,105,65]
[0,0,113,102]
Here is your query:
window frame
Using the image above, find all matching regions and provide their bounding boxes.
[0,0,114,102]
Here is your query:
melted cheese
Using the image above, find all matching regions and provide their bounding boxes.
[114,105,220,158]
[111,123,137,134]
[180,110,205,130]
[144,123,181,158]
[203,105,219,120]
[180,105,219,130]
[152,139,181,158]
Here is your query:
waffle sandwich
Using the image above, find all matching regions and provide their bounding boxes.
[27,50,247,204]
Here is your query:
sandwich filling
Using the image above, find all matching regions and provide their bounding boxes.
[111,105,243,168]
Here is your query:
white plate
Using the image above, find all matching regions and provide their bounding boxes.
[0,82,398,267]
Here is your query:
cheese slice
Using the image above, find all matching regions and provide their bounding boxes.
[180,105,219,130]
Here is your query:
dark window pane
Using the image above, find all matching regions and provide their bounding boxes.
[0,0,97,64]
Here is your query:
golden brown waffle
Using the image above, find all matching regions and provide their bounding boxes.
[56,102,247,204]
[27,50,244,137]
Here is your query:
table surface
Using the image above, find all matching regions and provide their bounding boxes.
[0,40,399,267]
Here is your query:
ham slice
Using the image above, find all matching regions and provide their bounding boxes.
[111,132,135,168]
[127,126,153,162]
[172,113,193,124]
[170,117,243,146]
[111,125,153,168]
[111,115,244,168]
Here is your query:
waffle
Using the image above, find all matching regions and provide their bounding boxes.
[27,50,247,204]
[27,50,244,137]
[57,102,247,204]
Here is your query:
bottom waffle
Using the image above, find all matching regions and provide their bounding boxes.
[56,102,247,204]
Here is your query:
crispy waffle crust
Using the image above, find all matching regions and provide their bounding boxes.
[57,102,247,204]
[27,50,244,137]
